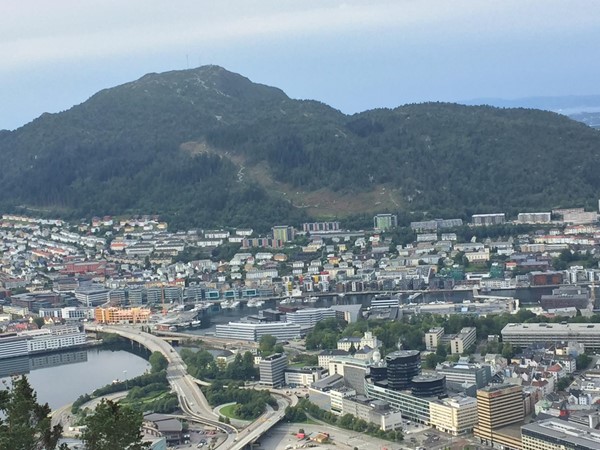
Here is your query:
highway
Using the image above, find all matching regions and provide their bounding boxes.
[85,325,238,447]
[86,324,292,449]
[231,390,298,450]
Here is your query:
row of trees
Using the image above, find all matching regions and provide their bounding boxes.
[0,376,149,450]
[181,349,258,381]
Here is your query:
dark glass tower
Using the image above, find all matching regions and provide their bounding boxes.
[385,350,420,390]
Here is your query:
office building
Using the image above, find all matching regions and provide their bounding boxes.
[259,353,288,387]
[386,350,421,391]
[521,419,600,450]
[373,214,398,231]
[39,306,93,321]
[436,359,492,389]
[284,366,327,387]
[424,327,445,350]
[411,374,446,397]
[0,325,86,360]
[329,387,357,415]
[0,333,29,360]
[285,307,336,329]
[429,395,478,436]
[74,285,110,306]
[502,323,600,349]
[540,286,589,311]
[329,356,370,395]
[215,321,302,342]
[473,384,523,450]
[370,294,400,309]
[450,327,477,354]
[25,325,86,354]
[364,380,431,424]
[341,396,403,431]
[472,213,506,226]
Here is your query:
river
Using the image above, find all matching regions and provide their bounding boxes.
[0,347,150,410]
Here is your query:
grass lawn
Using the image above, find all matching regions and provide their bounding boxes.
[220,403,242,420]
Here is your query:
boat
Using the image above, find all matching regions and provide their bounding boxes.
[247,299,265,308]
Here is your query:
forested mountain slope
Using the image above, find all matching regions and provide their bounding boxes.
[1,65,599,229]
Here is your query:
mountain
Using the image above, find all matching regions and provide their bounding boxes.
[1,65,600,230]
[463,94,600,113]
[463,94,600,129]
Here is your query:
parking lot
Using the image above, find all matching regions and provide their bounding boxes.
[168,426,225,450]
[256,422,402,450]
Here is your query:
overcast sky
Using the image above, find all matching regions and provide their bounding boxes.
[2,0,599,130]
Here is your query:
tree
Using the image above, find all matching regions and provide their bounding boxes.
[436,344,448,359]
[81,399,150,450]
[556,376,574,392]
[501,342,515,360]
[0,375,67,450]
[148,352,168,373]
[259,335,277,355]
[32,317,45,329]
[349,343,357,355]
[576,353,592,370]
[422,353,440,370]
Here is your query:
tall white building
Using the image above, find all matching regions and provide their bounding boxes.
[259,353,288,387]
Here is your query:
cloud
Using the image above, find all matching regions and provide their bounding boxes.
[3,0,598,72]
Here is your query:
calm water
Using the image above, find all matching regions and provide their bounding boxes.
[0,348,150,410]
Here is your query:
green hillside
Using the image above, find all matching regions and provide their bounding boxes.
[1,65,599,230]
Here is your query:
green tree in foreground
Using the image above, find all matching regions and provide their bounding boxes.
[81,399,150,450]
[0,375,67,450]
[149,351,168,373]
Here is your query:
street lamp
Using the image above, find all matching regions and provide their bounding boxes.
[123,370,128,390]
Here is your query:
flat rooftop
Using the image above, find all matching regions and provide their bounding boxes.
[522,419,600,448]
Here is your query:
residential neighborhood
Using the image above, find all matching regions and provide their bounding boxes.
[4,207,600,449]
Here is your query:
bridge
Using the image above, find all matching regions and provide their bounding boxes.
[86,324,292,449]
[152,329,258,351]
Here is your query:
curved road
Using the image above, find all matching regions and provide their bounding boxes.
[85,325,238,448]
[86,324,293,450]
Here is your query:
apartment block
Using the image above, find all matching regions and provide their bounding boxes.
[272,225,295,243]
[94,307,151,324]
[472,213,506,226]
[450,327,477,354]
[424,327,444,351]
[373,214,397,231]
[517,212,551,224]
